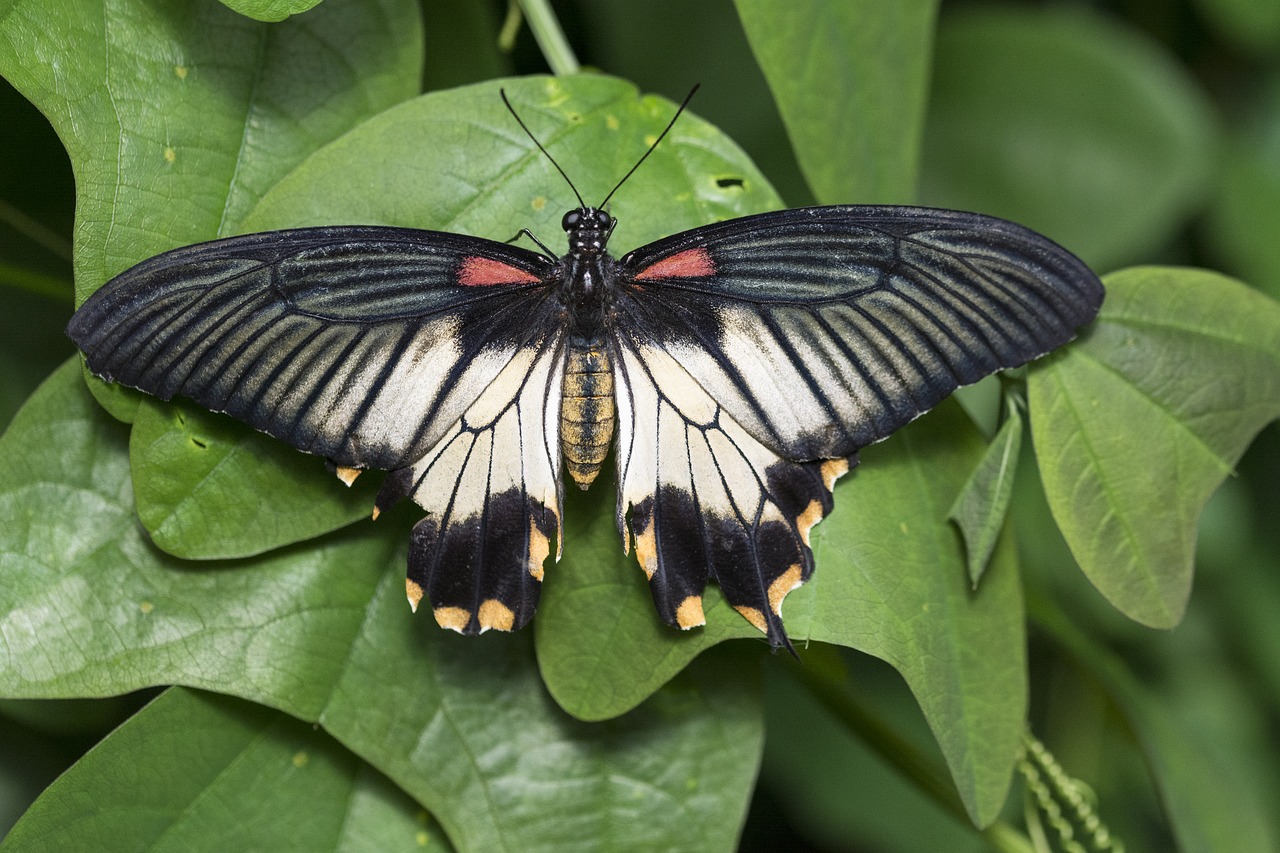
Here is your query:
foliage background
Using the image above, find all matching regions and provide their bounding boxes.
[1,0,1279,850]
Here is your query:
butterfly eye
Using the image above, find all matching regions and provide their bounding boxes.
[594,210,615,230]
[561,210,581,231]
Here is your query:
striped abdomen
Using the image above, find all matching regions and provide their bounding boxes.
[561,339,615,489]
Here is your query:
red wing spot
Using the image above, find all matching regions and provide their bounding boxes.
[634,248,716,281]
[458,256,542,287]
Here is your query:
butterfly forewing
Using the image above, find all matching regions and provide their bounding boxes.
[617,206,1105,462]
[68,226,558,472]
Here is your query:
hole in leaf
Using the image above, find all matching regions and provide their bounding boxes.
[190,437,207,450]
[716,177,744,189]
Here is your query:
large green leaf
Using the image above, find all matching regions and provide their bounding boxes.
[1030,268,1280,627]
[0,361,394,706]
[244,76,778,248]
[760,658,989,852]
[0,0,422,300]
[1,687,441,852]
[735,0,937,204]
[541,402,1029,827]
[0,361,765,852]
[129,397,381,559]
[794,403,1027,827]
[0,0,424,549]
[921,5,1217,271]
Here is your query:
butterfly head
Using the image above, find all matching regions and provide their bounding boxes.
[563,207,616,257]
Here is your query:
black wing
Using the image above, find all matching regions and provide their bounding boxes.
[616,205,1104,461]
[69,225,569,635]
[611,205,1103,646]
[69,226,559,471]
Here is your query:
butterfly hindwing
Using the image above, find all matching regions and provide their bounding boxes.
[612,338,854,647]
[378,332,567,635]
[67,226,558,472]
[618,205,1105,462]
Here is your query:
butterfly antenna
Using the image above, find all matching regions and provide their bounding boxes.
[500,88,587,210]
[599,84,700,210]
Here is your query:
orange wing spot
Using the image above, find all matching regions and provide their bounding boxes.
[820,458,850,492]
[768,565,804,615]
[634,522,659,580]
[528,519,550,581]
[734,605,768,633]
[478,599,516,632]
[676,595,706,629]
[797,500,825,546]
[433,606,470,632]
[634,248,715,281]
[406,579,425,612]
[458,256,541,286]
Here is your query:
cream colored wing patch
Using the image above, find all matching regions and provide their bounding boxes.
[612,340,853,648]
[377,335,566,635]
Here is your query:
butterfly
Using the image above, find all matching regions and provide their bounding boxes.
[67,90,1104,650]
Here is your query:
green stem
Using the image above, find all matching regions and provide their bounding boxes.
[0,198,73,262]
[788,659,1036,853]
[517,0,580,75]
[0,261,73,302]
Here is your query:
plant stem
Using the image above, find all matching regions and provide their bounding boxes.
[788,658,1036,853]
[517,0,579,75]
[0,262,73,302]
[0,198,73,262]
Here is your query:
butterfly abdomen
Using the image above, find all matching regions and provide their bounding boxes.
[561,337,615,489]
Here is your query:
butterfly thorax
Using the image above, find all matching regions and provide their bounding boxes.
[559,207,618,489]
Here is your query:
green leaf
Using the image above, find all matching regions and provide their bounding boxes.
[570,0,810,204]
[0,0,424,554]
[0,361,765,852]
[244,76,779,249]
[735,0,938,204]
[1,687,440,852]
[791,402,1028,827]
[0,0,422,300]
[544,401,1028,825]
[1032,597,1276,853]
[130,398,380,559]
[0,360,394,711]
[921,5,1217,271]
[217,0,324,22]
[323,592,764,853]
[1030,267,1280,627]
[761,659,990,852]
[949,401,1023,588]
[535,482,758,722]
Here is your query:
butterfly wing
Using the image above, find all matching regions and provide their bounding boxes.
[69,225,567,633]
[612,338,852,649]
[612,205,1104,645]
[617,205,1105,461]
[69,226,559,471]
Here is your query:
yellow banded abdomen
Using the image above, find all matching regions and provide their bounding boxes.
[561,340,615,489]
